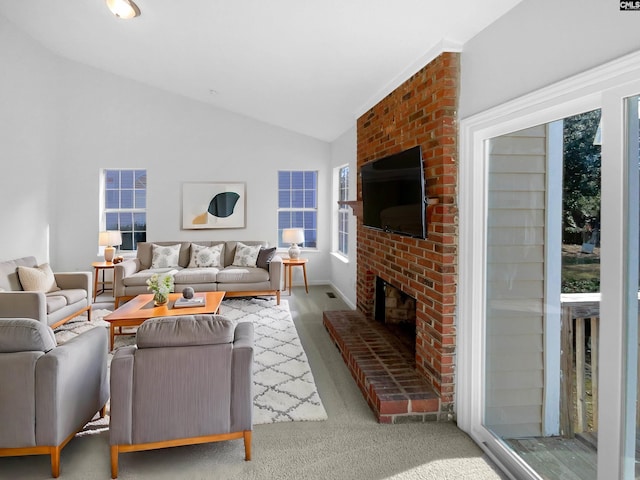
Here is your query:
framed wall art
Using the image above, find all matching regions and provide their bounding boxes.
[182,182,246,229]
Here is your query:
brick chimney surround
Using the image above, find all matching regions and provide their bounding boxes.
[324,52,459,422]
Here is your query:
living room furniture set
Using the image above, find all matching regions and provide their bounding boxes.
[0,248,259,476]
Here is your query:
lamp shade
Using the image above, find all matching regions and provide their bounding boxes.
[282,228,304,245]
[99,231,122,263]
[282,228,304,259]
[99,231,122,247]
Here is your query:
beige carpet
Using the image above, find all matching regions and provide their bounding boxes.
[1,288,507,480]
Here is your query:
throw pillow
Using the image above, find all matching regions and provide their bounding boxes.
[17,263,60,293]
[151,244,181,268]
[256,247,276,270]
[232,242,262,267]
[188,243,224,268]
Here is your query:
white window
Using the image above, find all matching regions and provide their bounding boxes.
[102,169,147,251]
[335,165,349,256]
[277,171,317,248]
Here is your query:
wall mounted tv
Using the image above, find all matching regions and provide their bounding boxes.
[361,146,427,239]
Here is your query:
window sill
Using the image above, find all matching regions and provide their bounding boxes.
[330,252,349,264]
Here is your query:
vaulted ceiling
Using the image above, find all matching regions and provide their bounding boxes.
[0,1,522,141]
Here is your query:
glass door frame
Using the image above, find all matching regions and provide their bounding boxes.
[458,51,640,480]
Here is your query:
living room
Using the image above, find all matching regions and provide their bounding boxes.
[2,1,640,479]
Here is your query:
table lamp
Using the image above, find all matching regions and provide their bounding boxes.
[282,228,305,259]
[99,231,122,262]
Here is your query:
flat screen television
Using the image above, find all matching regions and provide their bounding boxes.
[360,146,426,239]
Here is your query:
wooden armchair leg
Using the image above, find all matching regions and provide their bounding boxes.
[276,291,281,305]
[244,430,252,461]
[100,404,108,418]
[110,445,119,479]
[50,446,61,478]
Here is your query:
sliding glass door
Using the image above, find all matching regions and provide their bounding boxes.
[484,112,601,480]
[458,57,640,480]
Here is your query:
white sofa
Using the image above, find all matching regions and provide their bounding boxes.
[113,241,282,307]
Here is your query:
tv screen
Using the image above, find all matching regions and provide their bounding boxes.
[361,146,426,239]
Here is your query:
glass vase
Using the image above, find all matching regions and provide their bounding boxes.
[153,292,168,307]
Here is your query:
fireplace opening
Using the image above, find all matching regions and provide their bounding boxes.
[374,277,417,356]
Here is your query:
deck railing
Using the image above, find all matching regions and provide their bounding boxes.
[560,294,600,437]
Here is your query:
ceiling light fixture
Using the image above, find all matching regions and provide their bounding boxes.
[106,0,141,19]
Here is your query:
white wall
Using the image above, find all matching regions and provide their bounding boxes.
[0,16,59,263]
[460,0,640,118]
[329,126,357,307]
[49,57,331,277]
[0,14,338,290]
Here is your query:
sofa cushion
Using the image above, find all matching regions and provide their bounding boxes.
[256,247,276,270]
[232,242,261,267]
[48,289,87,305]
[151,244,181,268]
[174,268,219,284]
[137,242,191,269]
[45,295,67,314]
[136,315,234,348]
[223,241,266,267]
[217,266,270,284]
[0,318,56,353]
[188,243,224,268]
[17,263,60,293]
[123,268,183,287]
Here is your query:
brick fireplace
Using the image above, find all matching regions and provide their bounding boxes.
[375,277,417,353]
[324,52,458,421]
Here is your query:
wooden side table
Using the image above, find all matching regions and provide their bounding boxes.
[282,258,309,295]
[92,261,115,302]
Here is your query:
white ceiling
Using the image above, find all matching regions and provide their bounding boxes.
[0,0,522,142]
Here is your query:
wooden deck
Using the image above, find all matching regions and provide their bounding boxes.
[506,432,640,479]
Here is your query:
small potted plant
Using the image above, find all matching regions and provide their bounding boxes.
[146,273,174,306]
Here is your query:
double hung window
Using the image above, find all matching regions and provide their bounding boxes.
[336,165,349,256]
[102,169,147,251]
[277,171,317,248]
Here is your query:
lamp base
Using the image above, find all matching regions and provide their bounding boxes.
[288,243,301,259]
[104,246,116,262]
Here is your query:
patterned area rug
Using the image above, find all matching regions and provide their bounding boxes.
[55,297,327,431]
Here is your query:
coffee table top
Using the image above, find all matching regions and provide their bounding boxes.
[104,291,226,322]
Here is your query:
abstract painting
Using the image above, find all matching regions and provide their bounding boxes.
[182,182,246,229]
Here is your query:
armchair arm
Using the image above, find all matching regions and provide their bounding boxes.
[109,346,136,445]
[35,327,109,446]
[268,255,283,291]
[0,291,47,323]
[54,271,91,293]
[231,322,254,431]
[114,259,140,298]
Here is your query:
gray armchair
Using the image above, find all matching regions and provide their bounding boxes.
[0,318,109,477]
[0,256,92,329]
[109,314,254,479]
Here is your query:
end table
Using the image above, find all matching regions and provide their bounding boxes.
[92,261,115,301]
[282,257,309,296]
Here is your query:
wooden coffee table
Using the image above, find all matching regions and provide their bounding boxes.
[103,291,226,350]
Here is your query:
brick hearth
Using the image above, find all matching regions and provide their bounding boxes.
[323,310,440,423]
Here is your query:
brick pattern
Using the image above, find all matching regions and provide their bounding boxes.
[356,52,459,411]
[323,310,440,423]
